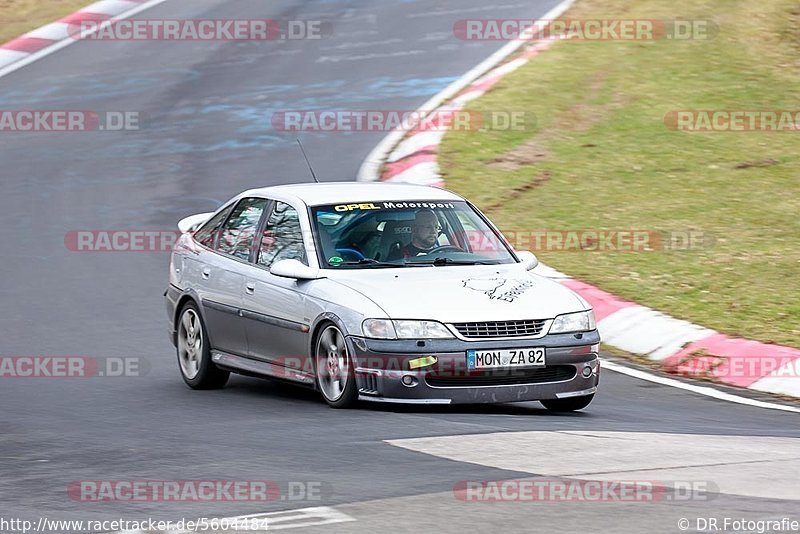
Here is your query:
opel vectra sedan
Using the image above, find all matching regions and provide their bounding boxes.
[165,183,600,410]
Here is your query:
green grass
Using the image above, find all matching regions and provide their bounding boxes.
[0,0,92,44]
[440,0,800,347]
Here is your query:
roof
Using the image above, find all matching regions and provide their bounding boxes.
[239,182,464,207]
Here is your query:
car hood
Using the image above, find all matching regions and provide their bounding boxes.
[327,264,587,323]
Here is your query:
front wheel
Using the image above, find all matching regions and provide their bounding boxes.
[176,302,229,390]
[314,324,358,408]
[541,394,594,412]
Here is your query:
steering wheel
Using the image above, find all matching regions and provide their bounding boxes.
[336,248,365,261]
[427,245,463,255]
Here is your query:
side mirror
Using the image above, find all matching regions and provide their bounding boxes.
[517,250,539,271]
[269,259,323,280]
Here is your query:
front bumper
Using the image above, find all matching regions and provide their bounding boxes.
[346,331,600,404]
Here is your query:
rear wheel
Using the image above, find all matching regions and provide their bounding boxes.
[176,302,229,390]
[541,394,594,412]
[314,324,358,408]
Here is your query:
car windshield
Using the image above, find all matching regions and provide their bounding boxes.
[310,200,517,268]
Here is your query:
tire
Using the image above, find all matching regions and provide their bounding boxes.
[176,302,229,390]
[314,323,358,408]
[541,394,594,412]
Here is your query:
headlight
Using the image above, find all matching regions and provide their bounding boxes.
[362,319,453,339]
[362,319,397,339]
[393,320,453,339]
[549,310,596,334]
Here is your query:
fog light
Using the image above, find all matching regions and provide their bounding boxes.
[401,375,418,387]
[582,366,593,378]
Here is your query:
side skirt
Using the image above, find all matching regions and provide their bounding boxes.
[211,351,316,387]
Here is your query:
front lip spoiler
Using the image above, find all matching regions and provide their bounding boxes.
[358,388,597,404]
[358,396,452,404]
[555,386,597,399]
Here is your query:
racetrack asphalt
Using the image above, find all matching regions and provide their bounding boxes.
[0,1,798,532]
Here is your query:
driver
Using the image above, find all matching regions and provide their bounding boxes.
[390,209,442,259]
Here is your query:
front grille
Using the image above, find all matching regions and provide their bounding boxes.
[425,365,576,388]
[451,319,547,339]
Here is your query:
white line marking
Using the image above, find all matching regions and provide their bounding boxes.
[265,506,357,530]
[602,359,800,414]
[110,506,356,533]
[0,0,169,80]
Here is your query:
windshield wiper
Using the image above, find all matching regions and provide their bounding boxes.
[335,259,408,268]
[415,257,495,266]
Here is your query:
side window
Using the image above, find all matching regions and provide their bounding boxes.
[258,202,307,268]
[216,198,268,261]
[193,204,234,249]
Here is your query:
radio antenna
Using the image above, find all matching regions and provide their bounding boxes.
[296,139,320,183]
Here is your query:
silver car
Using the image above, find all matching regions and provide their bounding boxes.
[165,182,600,410]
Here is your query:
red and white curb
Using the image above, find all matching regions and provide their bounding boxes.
[357,0,800,402]
[0,0,168,78]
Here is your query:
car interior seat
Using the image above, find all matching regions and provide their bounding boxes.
[376,219,413,261]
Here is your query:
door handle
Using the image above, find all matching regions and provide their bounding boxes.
[201,267,211,279]
[245,282,256,294]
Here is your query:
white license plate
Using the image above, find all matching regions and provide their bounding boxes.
[467,348,546,369]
